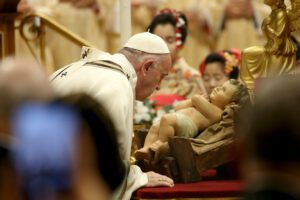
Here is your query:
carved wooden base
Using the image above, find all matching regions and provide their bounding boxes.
[134,130,237,183]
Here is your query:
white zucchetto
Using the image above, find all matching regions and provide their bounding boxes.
[123,32,170,54]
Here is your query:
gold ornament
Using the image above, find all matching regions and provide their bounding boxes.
[240,0,300,92]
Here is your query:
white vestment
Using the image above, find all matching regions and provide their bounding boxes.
[50,47,148,200]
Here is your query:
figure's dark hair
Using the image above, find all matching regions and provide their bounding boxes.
[204,53,226,66]
[147,12,188,45]
[228,79,250,108]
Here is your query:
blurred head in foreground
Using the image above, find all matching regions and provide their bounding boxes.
[0,57,53,200]
[0,57,53,134]
[9,93,125,200]
[237,75,300,199]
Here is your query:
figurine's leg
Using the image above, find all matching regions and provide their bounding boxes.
[135,122,160,160]
[157,113,177,142]
[143,122,160,147]
[135,114,177,160]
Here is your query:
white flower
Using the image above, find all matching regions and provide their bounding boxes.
[134,99,176,124]
[168,109,175,113]
[135,101,149,114]
[152,109,166,123]
[172,100,181,107]
[134,112,151,124]
[134,100,153,124]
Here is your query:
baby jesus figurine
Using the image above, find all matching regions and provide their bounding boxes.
[135,79,249,161]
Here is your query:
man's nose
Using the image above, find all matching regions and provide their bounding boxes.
[156,78,163,90]
[156,85,160,90]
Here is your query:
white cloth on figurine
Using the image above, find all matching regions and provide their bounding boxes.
[175,112,198,138]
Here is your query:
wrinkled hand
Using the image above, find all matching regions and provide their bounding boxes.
[145,171,174,187]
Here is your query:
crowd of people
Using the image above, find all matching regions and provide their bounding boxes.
[1,0,300,200]
[14,0,273,73]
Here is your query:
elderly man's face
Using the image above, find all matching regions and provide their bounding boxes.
[135,54,171,100]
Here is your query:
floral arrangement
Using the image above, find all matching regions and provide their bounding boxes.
[222,51,240,75]
[134,99,177,125]
[199,49,241,77]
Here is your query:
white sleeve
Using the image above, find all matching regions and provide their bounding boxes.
[94,78,133,159]
[94,80,149,199]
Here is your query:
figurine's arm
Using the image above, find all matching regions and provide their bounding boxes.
[175,99,193,111]
[191,94,223,122]
[175,93,209,111]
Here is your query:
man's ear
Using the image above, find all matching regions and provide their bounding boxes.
[141,60,154,76]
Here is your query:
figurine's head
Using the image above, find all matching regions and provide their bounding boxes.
[210,79,249,109]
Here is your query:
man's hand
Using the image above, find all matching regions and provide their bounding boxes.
[145,171,174,187]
